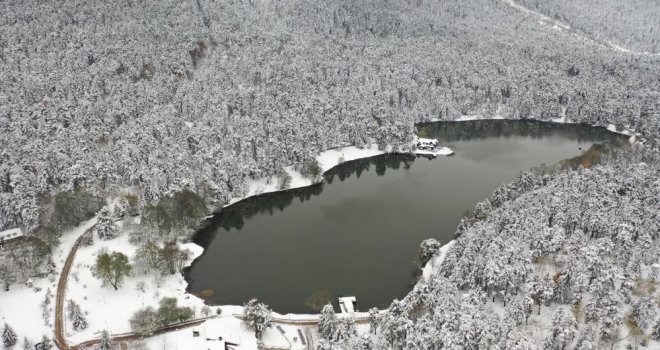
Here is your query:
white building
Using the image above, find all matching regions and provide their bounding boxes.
[0,227,23,242]
[338,296,357,313]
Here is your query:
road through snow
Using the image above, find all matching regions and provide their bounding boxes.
[501,0,660,57]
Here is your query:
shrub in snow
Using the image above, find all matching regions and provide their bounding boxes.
[159,241,190,275]
[242,298,273,340]
[22,337,32,350]
[277,168,292,190]
[201,305,211,316]
[156,297,194,325]
[129,306,158,336]
[130,297,194,336]
[133,241,162,274]
[35,335,52,350]
[300,159,322,180]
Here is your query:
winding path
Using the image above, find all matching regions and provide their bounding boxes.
[52,222,361,349]
[69,318,209,350]
[54,224,95,350]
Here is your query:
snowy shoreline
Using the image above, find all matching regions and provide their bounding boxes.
[187,116,638,313]
[0,117,638,349]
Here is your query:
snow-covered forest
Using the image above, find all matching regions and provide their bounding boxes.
[1,0,659,348]
[516,0,660,54]
[325,147,660,349]
[1,0,659,234]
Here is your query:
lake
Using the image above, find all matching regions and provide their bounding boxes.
[186,120,626,313]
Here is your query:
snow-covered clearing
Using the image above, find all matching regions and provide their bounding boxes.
[65,220,205,345]
[0,218,96,346]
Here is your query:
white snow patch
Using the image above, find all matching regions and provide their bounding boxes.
[316,144,384,173]
[422,240,456,279]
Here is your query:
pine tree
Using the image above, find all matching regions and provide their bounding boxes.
[242,298,273,340]
[333,317,357,342]
[99,329,113,350]
[96,207,118,240]
[651,319,660,341]
[631,296,656,330]
[67,300,88,331]
[22,337,32,350]
[72,305,88,331]
[368,307,379,334]
[542,307,577,350]
[318,303,337,340]
[41,288,53,326]
[2,323,17,347]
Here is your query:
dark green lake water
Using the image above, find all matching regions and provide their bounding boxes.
[186,120,625,313]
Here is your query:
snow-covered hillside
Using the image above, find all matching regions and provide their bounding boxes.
[332,148,660,349]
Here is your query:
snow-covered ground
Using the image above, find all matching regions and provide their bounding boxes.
[0,218,96,346]
[65,220,205,345]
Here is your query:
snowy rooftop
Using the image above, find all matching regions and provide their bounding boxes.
[187,319,241,349]
[0,227,23,241]
[417,137,439,144]
[338,296,357,313]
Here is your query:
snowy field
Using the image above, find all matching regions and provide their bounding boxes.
[65,219,205,345]
[0,219,96,346]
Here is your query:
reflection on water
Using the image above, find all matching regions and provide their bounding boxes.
[186,120,626,313]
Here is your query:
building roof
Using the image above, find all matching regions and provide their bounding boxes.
[187,319,242,350]
[338,296,357,313]
[0,228,23,241]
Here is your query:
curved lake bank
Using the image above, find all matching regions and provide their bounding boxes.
[186,120,627,313]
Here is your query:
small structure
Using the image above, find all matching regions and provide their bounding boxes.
[187,320,241,350]
[338,296,357,313]
[414,137,454,156]
[416,138,439,150]
[0,228,23,245]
